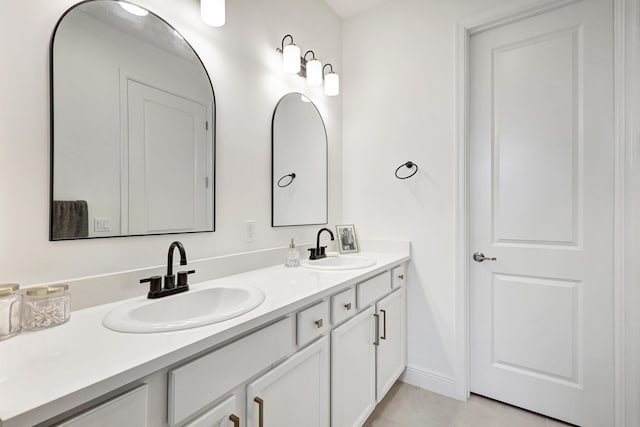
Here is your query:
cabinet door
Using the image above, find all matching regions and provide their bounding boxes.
[184,395,240,427]
[376,288,405,401]
[247,336,329,427]
[331,306,376,427]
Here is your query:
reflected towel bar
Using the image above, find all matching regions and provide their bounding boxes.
[277,173,296,187]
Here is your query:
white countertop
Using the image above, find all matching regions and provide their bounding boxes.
[0,251,408,426]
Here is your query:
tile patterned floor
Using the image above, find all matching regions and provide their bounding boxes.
[363,382,575,427]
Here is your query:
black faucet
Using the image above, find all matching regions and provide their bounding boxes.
[140,241,195,299]
[308,228,335,260]
[166,241,187,288]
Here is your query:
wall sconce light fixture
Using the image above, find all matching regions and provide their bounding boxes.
[201,0,225,27]
[276,35,339,96]
[277,35,301,74]
[323,64,340,96]
[304,50,322,86]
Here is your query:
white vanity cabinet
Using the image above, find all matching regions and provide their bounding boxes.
[331,277,406,427]
[331,306,377,427]
[168,317,296,426]
[376,288,406,401]
[18,259,408,427]
[246,336,330,427]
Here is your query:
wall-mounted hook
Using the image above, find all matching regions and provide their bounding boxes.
[395,161,418,179]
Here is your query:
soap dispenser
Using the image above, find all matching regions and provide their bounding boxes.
[285,238,300,267]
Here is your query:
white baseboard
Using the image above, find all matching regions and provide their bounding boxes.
[400,366,461,400]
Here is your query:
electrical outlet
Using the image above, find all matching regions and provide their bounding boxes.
[243,220,256,242]
[93,217,111,232]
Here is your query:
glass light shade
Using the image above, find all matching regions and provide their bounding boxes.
[283,43,301,74]
[306,58,323,86]
[201,0,225,27]
[119,2,149,16]
[324,72,340,96]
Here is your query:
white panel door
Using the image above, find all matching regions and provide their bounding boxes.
[247,336,329,427]
[331,306,376,427]
[469,1,614,426]
[376,288,405,402]
[127,79,211,234]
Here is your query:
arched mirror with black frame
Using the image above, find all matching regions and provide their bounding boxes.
[50,0,215,240]
[272,93,328,227]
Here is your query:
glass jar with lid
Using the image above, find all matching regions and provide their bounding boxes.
[0,284,22,340]
[22,284,71,330]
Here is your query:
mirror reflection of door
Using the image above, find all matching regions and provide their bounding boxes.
[50,0,215,240]
[126,80,212,234]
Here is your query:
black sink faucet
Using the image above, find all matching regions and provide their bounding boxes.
[166,241,187,289]
[308,228,335,260]
[140,241,195,299]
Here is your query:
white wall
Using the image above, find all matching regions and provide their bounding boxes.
[341,0,543,396]
[0,0,342,284]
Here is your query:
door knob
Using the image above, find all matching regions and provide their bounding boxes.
[473,252,496,262]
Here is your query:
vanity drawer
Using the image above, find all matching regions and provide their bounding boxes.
[168,317,295,426]
[331,287,356,326]
[357,271,391,308]
[297,300,330,347]
[57,384,148,426]
[391,264,406,289]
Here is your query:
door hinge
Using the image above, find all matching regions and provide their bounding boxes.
[205,121,209,131]
[205,177,209,188]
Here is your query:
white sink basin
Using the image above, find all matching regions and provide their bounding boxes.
[103,286,265,333]
[302,255,377,271]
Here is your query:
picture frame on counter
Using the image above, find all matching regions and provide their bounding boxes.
[336,224,359,254]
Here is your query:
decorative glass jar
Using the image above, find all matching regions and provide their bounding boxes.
[22,284,71,330]
[0,284,22,340]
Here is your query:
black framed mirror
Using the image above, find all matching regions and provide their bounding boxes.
[272,93,328,227]
[50,0,215,240]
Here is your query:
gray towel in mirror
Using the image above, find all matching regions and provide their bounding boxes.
[52,200,88,239]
